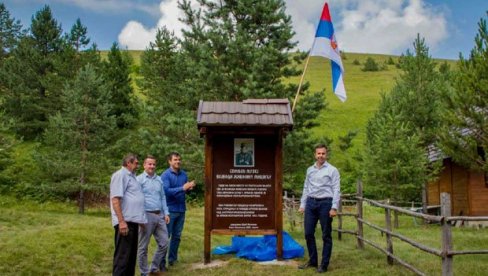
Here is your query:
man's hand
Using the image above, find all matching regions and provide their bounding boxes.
[183,180,196,191]
[299,207,304,214]
[165,215,170,224]
[119,220,128,236]
[329,208,337,218]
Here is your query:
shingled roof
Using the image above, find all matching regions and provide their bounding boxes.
[197,99,293,128]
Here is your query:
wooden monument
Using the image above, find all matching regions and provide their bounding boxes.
[197,99,293,264]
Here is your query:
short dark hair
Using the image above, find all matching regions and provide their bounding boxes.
[167,152,181,161]
[144,155,157,162]
[122,153,138,166]
[315,143,328,151]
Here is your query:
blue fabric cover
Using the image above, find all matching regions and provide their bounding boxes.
[212,232,304,261]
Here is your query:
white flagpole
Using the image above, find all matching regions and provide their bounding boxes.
[291,54,312,112]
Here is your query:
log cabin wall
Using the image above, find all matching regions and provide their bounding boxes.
[428,158,488,216]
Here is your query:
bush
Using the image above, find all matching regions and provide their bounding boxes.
[362,57,380,72]
[386,57,395,65]
[352,59,361,65]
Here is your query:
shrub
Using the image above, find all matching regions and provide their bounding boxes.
[362,57,380,71]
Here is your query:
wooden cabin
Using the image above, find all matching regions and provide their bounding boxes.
[427,156,488,216]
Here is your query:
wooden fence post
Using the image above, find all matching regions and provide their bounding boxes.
[385,199,394,265]
[394,210,399,229]
[422,182,428,223]
[338,198,343,241]
[441,192,453,276]
[357,180,364,249]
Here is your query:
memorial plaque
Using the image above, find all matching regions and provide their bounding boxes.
[212,136,275,230]
[197,99,293,264]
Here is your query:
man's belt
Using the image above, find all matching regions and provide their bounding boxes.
[308,197,332,202]
[147,210,161,214]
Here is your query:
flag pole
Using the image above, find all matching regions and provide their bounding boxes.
[291,54,311,112]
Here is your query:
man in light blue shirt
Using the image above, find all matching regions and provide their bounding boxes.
[110,154,147,276]
[298,144,340,273]
[137,155,170,276]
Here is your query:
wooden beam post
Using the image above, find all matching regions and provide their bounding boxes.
[356,180,364,249]
[338,198,343,241]
[385,199,394,265]
[441,192,453,276]
[204,135,213,264]
[275,130,284,260]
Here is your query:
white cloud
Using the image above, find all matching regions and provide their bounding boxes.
[119,0,448,54]
[118,0,185,50]
[51,0,160,17]
[285,0,448,55]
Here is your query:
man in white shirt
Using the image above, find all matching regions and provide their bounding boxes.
[298,144,341,273]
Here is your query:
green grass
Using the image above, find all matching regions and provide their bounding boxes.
[1,195,486,275]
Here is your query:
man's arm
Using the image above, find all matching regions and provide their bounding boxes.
[112,197,128,235]
[299,169,310,213]
[162,172,184,196]
[160,180,170,216]
[330,169,341,217]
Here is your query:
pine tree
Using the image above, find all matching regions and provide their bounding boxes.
[364,113,427,201]
[41,64,116,214]
[136,0,327,193]
[439,12,488,175]
[0,5,65,139]
[179,0,300,101]
[0,3,23,60]
[363,35,446,200]
[103,42,138,128]
[67,18,90,52]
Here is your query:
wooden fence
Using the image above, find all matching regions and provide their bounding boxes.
[334,180,488,276]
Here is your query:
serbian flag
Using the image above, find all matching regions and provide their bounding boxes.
[310,2,347,102]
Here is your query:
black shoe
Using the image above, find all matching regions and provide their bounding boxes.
[160,266,168,272]
[317,266,328,273]
[298,262,318,269]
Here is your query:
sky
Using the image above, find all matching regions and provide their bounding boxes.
[3,0,487,59]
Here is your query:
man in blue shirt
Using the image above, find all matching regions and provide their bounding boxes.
[137,155,170,276]
[110,154,147,276]
[160,152,195,268]
[298,144,341,273]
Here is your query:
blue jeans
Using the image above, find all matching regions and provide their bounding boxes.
[304,197,333,268]
[138,212,169,275]
[161,212,185,268]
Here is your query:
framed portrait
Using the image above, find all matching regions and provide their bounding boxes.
[234,138,254,167]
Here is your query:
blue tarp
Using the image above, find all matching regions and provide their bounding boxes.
[212,231,304,261]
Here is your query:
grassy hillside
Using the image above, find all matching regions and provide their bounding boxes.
[289,52,457,168]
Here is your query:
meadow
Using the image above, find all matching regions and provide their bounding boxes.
[1,195,486,275]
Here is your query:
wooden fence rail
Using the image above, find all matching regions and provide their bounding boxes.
[333,180,488,276]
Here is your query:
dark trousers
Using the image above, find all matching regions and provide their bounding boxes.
[113,222,139,276]
[304,197,333,268]
[161,212,185,268]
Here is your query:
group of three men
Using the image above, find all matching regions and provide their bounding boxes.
[110,152,196,276]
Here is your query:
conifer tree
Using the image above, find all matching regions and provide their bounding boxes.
[179,0,301,101]
[103,42,138,128]
[137,0,327,192]
[0,3,23,60]
[0,5,65,139]
[41,64,116,214]
[363,35,446,200]
[439,12,488,175]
